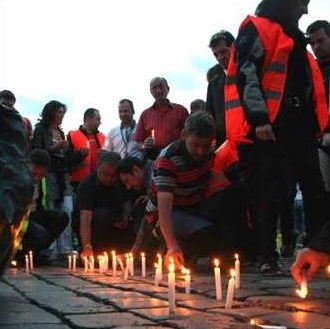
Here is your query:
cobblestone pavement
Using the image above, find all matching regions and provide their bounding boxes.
[0,257,329,329]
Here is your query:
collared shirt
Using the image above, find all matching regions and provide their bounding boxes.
[133,101,189,150]
[104,121,136,158]
[145,139,214,223]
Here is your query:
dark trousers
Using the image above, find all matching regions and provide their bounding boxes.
[23,210,69,252]
[91,208,136,254]
[251,136,327,265]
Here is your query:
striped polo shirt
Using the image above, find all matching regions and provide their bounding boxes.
[145,139,214,223]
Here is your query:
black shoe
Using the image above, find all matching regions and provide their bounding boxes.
[260,263,283,277]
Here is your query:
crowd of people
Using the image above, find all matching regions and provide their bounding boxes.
[1,0,330,285]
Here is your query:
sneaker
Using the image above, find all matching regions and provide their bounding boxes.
[260,263,284,276]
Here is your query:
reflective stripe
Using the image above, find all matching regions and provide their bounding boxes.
[264,90,281,100]
[225,99,241,110]
[266,61,285,73]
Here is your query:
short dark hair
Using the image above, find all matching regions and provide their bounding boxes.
[190,99,206,113]
[117,156,144,174]
[184,111,216,138]
[306,20,330,37]
[119,99,135,114]
[83,108,99,121]
[150,77,169,89]
[97,150,121,167]
[0,90,16,102]
[30,149,51,170]
[209,30,235,48]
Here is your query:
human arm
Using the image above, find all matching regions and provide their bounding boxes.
[158,191,184,269]
[291,248,330,284]
[235,23,275,140]
[79,209,94,258]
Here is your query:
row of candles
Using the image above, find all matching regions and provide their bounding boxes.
[23,250,316,311]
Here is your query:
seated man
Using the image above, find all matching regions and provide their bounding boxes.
[19,149,69,265]
[139,111,227,268]
[78,150,135,257]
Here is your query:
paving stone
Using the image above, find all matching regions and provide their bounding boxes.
[257,310,330,329]
[43,276,103,290]
[134,307,199,321]
[166,310,241,329]
[286,300,330,315]
[26,293,115,314]
[209,307,282,319]
[0,325,71,329]
[0,309,62,325]
[246,295,298,309]
[66,312,154,328]
[177,297,245,310]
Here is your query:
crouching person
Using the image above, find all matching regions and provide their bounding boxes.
[19,149,69,265]
[78,150,135,258]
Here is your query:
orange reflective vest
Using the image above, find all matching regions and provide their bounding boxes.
[68,129,105,183]
[225,15,328,143]
[204,140,236,197]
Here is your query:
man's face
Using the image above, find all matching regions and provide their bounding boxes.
[86,111,101,131]
[119,166,144,190]
[97,163,117,186]
[183,133,215,162]
[32,165,48,183]
[119,101,133,124]
[211,40,231,69]
[309,28,330,62]
[150,79,169,103]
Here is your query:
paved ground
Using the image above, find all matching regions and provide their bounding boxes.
[1,257,329,329]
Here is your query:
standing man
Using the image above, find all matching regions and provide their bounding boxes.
[307,20,330,205]
[68,108,105,192]
[225,0,328,275]
[104,99,137,159]
[206,30,235,146]
[133,77,189,159]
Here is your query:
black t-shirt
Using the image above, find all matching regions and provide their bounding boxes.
[78,172,123,213]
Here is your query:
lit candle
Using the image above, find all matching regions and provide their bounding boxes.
[225,269,235,309]
[103,252,109,272]
[118,257,124,272]
[68,255,72,270]
[124,254,129,280]
[214,258,222,300]
[151,129,155,139]
[111,250,117,277]
[83,256,88,272]
[234,253,240,289]
[72,253,77,271]
[129,252,134,277]
[327,265,330,274]
[182,267,191,294]
[296,270,308,299]
[29,250,34,270]
[90,256,95,272]
[168,263,176,316]
[154,263,161,286]
[98,255,104,274]
[25,254,30,274]
[141,252,146,278]
[157,253,163,280]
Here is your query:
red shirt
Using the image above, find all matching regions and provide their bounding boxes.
[133,101,189,150]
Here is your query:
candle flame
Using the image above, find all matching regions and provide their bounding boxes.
[141,252,145,257]
[11,260,17,267]
[169,256,174,264]
[296,284,308,299]
[169,263,175,272]
[181,267,190,275]
[230,269,235,277]
[214,258,220,267]
[111,250,116,256]
[234,253,239,260]
[327,265,330,274]
[250,319,256,325]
